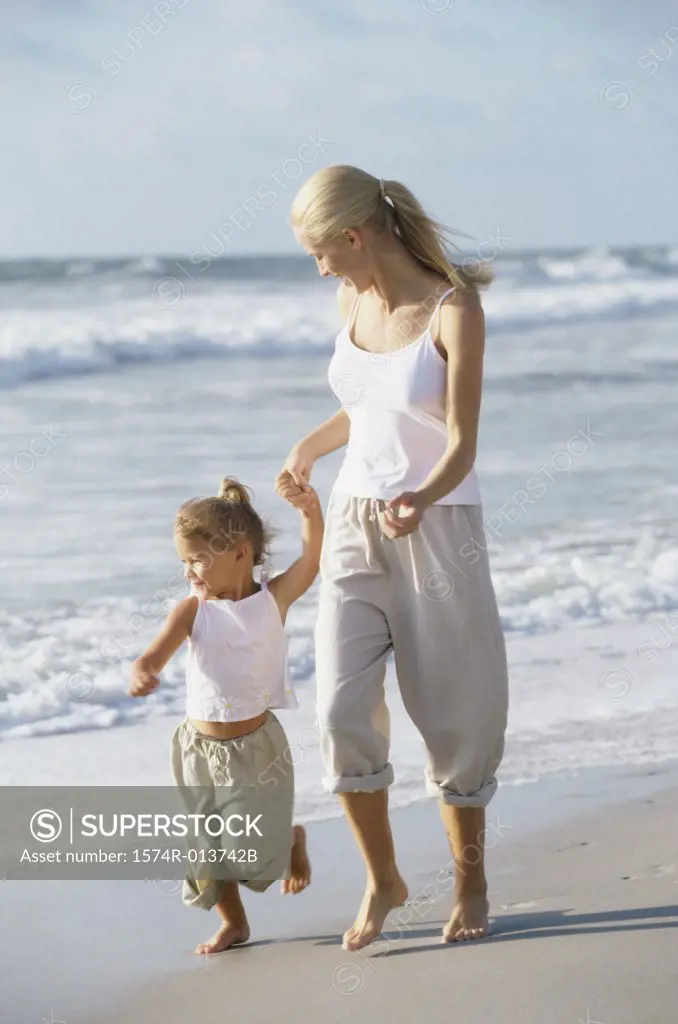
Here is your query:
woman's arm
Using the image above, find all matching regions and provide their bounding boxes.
[412,294,484,508]
[294,278,354,463]
[293,408,350,462]
[278,410,349,504]
[382,292,484,537]
[278,281,353,494]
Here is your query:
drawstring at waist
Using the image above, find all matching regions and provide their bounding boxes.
[368,498,387,523]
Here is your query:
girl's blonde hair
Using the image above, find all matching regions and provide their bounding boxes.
[291,164,493,291]
[174,478,277,567]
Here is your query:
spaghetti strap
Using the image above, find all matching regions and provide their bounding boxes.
[346,289,361,334]
[427,285,456,335]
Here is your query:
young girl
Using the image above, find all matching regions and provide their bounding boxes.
[129,472,323,955]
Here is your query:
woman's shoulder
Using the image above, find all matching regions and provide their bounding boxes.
[434,283,485,353]
[432,273,482,309]
[432,278,483,337]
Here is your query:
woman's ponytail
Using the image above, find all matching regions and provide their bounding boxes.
[291,164,494,293]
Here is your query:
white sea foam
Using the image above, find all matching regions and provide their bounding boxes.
[538,249,631,281]
[1,618,676,824]
[1,519,676,744]
[2,262,678,388]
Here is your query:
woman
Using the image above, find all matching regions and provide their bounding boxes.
[275,164,509,952]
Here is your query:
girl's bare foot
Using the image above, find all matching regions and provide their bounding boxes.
[342,875,409,951]
[196,882,250,955]
[442,893,490,942]
[280,824,311,894]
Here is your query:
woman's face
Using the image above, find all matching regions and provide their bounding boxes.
[294,225,370,289]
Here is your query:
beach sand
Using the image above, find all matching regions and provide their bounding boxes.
[2,761,677,1024]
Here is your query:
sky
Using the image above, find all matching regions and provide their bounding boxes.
[2,0,677,256]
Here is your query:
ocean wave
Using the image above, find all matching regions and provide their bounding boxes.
[0,287,334,388]
[537,248,630,281]
[2,245,678,287]
[3,253,678,388]
[0,255,320,286]
[1,522,676,741]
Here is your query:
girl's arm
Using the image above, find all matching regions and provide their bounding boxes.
[129,595,199,697]
[268,493,324,623]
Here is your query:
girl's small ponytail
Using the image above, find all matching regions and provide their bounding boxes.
[176,476,277,568]
[218,477,253,505]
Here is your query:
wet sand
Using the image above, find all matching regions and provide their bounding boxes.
[2,761,677,1024]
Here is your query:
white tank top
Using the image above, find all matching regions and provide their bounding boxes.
[328,286,482,504]
[185,576,298,723]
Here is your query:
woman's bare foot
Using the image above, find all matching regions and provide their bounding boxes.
[195,922,251,955]
[280,824,312,894]
[195,882,250,955]
[442,893,490,942]
[342,875,409,951]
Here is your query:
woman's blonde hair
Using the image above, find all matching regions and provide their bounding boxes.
[174,478,277,567]
[291,164,493,291]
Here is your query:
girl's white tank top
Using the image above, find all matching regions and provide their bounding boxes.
[328,286,482,505]
[185,576,298,723]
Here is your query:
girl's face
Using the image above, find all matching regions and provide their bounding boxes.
[174,533,250,599]
[294,225,371,290]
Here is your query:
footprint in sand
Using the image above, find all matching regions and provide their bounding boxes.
[499,899,540,910]
[621,865,676,881]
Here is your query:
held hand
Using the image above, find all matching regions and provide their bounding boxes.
[281,444,315,490]
[276,470,320,513]
[129,662,160,698]
[275,463,318,513]
[380,491,425,540]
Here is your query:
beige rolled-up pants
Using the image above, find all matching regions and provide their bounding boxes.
[314,493,509,808]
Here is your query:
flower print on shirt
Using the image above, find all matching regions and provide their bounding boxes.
[255,688,273,710]
[205,691,243,721]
